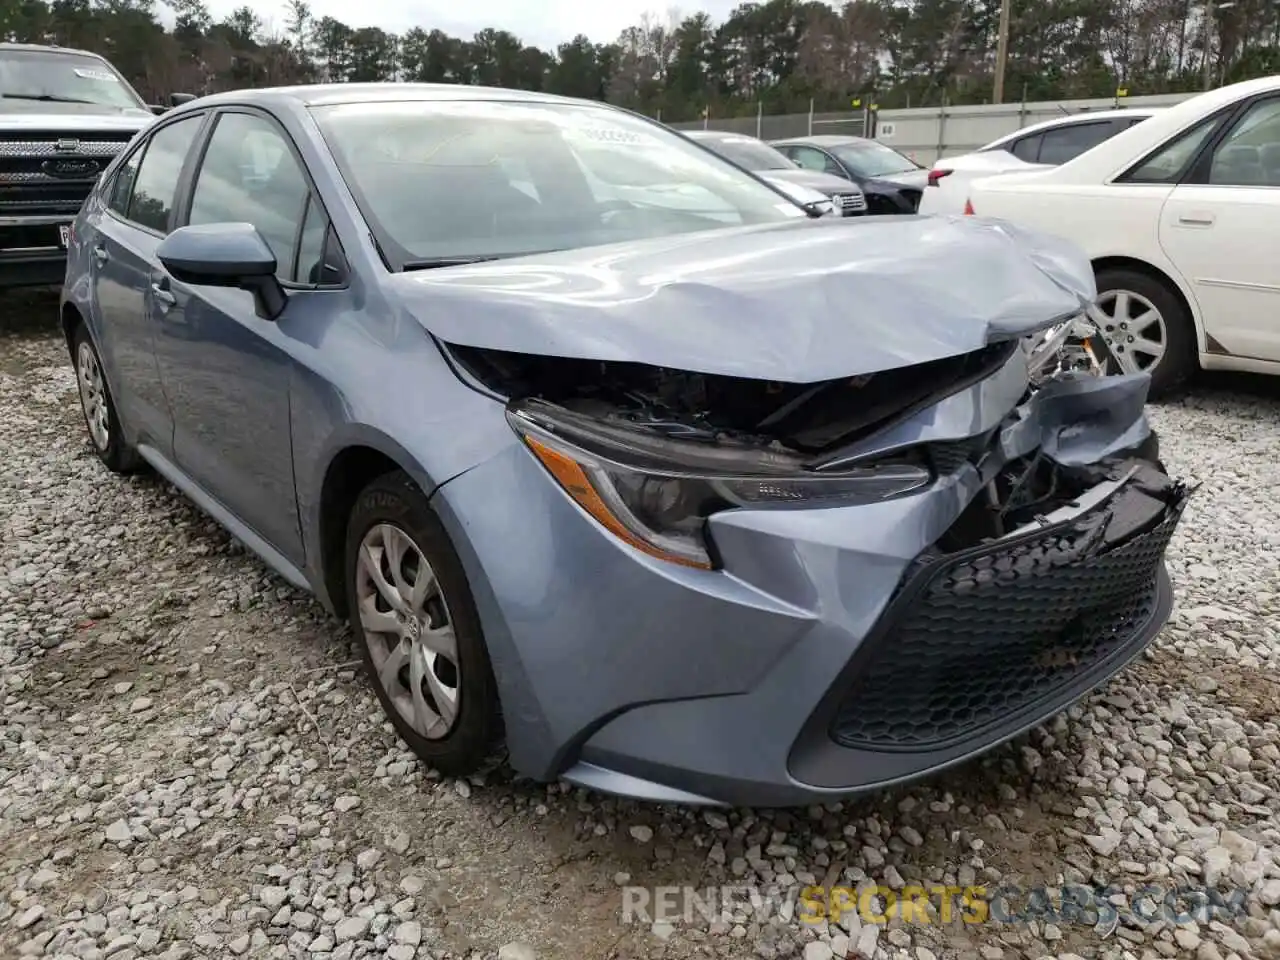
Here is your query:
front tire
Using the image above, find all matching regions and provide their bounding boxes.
[1093,268,1196,400]
[72,322,140,473]
[344,470,502,777]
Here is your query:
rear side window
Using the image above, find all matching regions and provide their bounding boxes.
[1035,121,1115,165]
[126,116,202,232]
[1010,134,1042,162]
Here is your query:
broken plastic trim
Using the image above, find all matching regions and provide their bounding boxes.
[507,399,933,569]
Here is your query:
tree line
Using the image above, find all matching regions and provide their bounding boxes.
[3,0,1280,123]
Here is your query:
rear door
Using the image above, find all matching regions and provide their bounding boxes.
[88,113,207,454]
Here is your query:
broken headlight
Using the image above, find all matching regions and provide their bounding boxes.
[507,400,932,570]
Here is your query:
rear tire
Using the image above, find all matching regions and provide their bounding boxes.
[1093,267,1196,401]
[72,322,141,474]
[344,470,502,777]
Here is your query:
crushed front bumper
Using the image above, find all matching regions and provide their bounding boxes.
[431,366,1187,808]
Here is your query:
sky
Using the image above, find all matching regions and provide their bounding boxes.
[196,0,746,52]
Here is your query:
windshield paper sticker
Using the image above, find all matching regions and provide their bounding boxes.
[74,68,119,82]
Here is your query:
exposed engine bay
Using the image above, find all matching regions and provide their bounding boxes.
[448,310,1164,553]
[450,340,1017,456]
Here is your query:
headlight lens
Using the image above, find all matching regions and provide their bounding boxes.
[508,401,933,569]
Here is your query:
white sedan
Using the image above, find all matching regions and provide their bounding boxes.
[965,75,1280,398]
[918,108,1158,216]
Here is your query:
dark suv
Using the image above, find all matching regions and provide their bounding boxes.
[0,43,192,288]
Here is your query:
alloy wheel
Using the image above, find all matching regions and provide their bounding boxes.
[1093,289,1168,375]
[76,340,110,452]
[355,522,461,740]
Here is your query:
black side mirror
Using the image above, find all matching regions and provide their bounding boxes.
[148,104,167,116]
[170,92,196,107]
[157,222,288,321]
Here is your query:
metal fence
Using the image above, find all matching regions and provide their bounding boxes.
[669,92,1200,163]
[670,109,867,141]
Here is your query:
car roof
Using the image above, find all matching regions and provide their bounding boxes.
[974,74,1280,187]
[685,129,761,141]
[770,135,868,146]
[183,82,604,112]
[983,107,1160,145]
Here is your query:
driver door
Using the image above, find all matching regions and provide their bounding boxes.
[150,108,318,562]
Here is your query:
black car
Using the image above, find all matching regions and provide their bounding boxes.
[770,135,929,214]
[684,129,867,216]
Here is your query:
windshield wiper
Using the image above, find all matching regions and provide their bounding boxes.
[2,93,96,105]
[402,256,505,272]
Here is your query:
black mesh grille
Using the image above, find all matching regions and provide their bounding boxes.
[831,488,1184,751]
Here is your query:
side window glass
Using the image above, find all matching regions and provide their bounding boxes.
[295,194,348,286]
[821,154,845,177]
[187,112,310,281]
[108,149,141,215]
[127,116,202,232]
[1124,115,1224,183]
[1036,121,1114,165]
[320,228,349,286]
[1010,134,1042,163]
[791,147,827,172]
[1207,97,1280,186]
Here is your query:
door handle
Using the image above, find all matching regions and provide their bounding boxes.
[92,245,108,264]
[1177,214,1215,226]
[150,280,176,311]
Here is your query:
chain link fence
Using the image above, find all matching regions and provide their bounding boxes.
[669,110,868,141]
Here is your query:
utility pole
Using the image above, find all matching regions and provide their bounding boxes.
[993,0,1013,103]
[1203,0,1215,89]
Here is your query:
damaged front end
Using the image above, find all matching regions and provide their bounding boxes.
[438,315,1190,803]
[451,334,1185,573]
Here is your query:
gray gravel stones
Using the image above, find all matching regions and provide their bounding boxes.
[3,314,1279,960]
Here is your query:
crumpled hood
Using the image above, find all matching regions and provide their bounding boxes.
[390,214,1097,383]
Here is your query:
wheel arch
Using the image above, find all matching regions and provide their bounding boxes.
[60,300,85,358]
[317,443,410,620]
[1091,255,1205,354]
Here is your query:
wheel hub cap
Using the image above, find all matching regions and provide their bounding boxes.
[1094,289,1168,375]
[355,523,461,740]
[76,341,110,453]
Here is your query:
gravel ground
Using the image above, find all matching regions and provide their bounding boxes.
[3,293,1279,960]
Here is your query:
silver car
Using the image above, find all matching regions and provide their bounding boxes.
[61,83,1188,807]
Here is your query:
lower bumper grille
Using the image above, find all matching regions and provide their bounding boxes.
[833,193,867,216]
[0,181,93,217]
[830,482,1186,751]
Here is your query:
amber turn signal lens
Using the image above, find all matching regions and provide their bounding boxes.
[523,434,713,570]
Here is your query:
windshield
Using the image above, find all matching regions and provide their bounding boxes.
[312,99,807,266]
[700,136,795,171]
[833,141,921,178]
[0,49,145,110]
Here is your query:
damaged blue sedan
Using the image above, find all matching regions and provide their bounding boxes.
[60,84,1189,807]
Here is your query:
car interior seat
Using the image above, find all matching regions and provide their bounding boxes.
[1212,144,1264,185]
